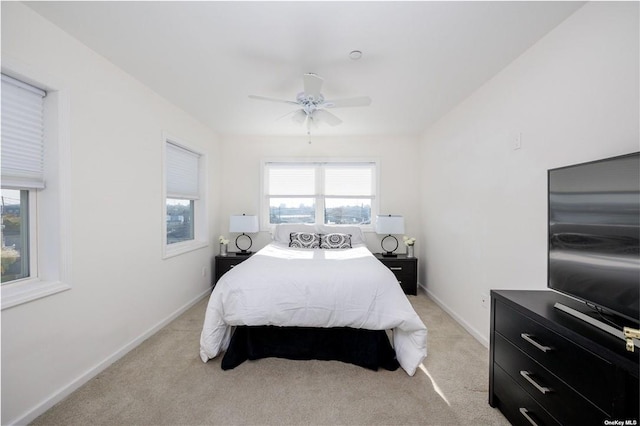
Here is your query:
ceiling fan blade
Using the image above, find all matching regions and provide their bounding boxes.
[323,96,372,108]
[291,109,307,124]
[249,94,299,105]
[303,73,324,99]
[313,109,342,127]
[272,109,298,122]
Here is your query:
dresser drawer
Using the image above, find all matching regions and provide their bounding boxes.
[493,364,561,426]
[494,333,608,423]
[494,300,616,411]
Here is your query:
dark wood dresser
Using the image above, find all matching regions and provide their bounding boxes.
[489,290,639,426]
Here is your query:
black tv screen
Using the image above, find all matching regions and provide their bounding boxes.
[548,152,640,325]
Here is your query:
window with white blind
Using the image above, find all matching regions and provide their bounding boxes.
[263,160,377,229]
[1,74,45,285]
[163,136,208,257]
[1,66,71,310]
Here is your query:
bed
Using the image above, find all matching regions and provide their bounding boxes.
[199,224,428,376]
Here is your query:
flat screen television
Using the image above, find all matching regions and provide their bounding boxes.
[548,152,640,328]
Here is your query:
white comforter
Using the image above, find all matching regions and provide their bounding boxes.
[199,243,427,376]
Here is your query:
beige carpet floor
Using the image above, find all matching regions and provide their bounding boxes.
[32,292,509,425]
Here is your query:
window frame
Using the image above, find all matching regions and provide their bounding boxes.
[1,59,72,310]
[261,158,379,232]
[162,133,208,259]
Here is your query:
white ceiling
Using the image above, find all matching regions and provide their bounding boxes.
[27,1,583,137]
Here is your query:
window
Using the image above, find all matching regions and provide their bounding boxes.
[166,199,194,244]
[263,161,377,229]
[1,74,45,285]
[1,189,30,282]
[1,66,71,310]
[163,136,207,257]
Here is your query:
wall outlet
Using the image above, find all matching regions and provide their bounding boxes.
[201,266,206,277]
[480,292,489,309]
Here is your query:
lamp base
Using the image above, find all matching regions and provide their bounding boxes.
[236,250,253,256]
[235,234,253,254]
[382,252,398,258]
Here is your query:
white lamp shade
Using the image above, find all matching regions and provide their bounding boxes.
[229,215,259,233]
[375,215,405,235]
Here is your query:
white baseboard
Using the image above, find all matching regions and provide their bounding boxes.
[10,288,211,426]
[419,283,489,349]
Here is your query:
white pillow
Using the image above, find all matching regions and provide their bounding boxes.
[272,223,318,244]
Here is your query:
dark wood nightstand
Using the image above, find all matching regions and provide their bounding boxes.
[374,254,418,295]
[214,252,253,284]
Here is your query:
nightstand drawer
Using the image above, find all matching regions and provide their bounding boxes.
[494,300,615,412]
[394,275,415,295]
[389,272,413,294]
[215,254,253,283]
[383,260,411,273]
[217,258,244,269]
[385,264,412,282]
[374,254,418,295]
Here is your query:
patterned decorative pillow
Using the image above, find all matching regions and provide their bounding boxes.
[320,233,352,249]
[289,232,321,249]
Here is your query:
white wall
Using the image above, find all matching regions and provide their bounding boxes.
[218,134,421,254]
[1,3,222,424]
[3,0,637,423]
[418,2,639,346]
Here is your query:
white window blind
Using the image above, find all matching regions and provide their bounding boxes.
[166,142,200,199]
[1,74,46,189]
[266,164,315,196]
[324,164,375,196]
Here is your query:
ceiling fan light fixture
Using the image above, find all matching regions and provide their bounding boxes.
[248,73,371,130]
[349,50,363,60]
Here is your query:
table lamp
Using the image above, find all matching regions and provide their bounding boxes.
[375,214,405,257]
[229,214,259,255]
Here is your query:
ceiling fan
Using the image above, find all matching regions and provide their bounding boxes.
[249,73,372,131]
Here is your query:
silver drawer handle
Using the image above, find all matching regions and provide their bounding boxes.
[520,370,552,395]
[519,408,539,426]
[229,265,236,268]
[390,267,402,271]
[520,333,552,353]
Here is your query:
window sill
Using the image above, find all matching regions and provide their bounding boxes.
[163,240,208,259]
[1,278,71,310]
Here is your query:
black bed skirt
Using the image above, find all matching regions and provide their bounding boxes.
[221,326,400,372]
